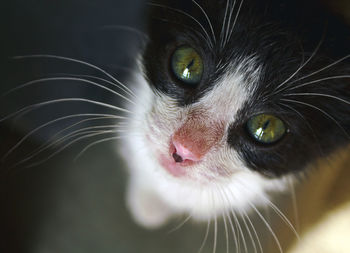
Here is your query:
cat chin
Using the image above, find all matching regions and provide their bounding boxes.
[120,72,291,228]
[125,147,290,228]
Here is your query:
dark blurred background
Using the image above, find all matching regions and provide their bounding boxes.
[0,1,150,252]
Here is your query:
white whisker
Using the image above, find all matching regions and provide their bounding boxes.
[260,195,300,240]
[74,135,124,161]
[285,92,350,105]
[222,212,230,253]
[2,77,135,105]
[249,203,284,253]
[49,125,127,150]
[100,24,149,41]
[198,219,210,253]
[12,54,136,98]
[214,184,230,253]
[14,130,116,169]
[213,210,218,253]
[240,210,258,253]
[242,210,263,253]
[192,0,216,45]
[35,116,126,153]
[223,0,237,47]
[288,75,350,90]
[2,113,124,162]
[226,0,245,44]
[0,98,132,123]
[148,2,214,49]
[167,214,192,234]
[231,209,248,253]
[209,187,217,253]
[281,98,350,139]
[273,34,325,93]
[291,54,350,84]
[288,177,300,234]
[220,0,230,49]
[9,125,126,170]
[220,186,239,253]
[279,102,325,156]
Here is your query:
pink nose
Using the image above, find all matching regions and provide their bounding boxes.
[170,114,225,164]
[172,140,201,163]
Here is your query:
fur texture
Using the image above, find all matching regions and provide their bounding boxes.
[121,0,350,231]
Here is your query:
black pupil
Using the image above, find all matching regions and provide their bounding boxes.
[262,120,270,130]
[187,59,194,69]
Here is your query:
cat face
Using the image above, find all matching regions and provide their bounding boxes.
[123,0,350,224]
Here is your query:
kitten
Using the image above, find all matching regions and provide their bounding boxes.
[121,0,350,233]
[1,0,349,252]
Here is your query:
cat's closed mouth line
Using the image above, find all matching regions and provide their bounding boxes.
[159,154,188,177]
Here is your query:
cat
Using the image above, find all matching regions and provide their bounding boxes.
[1,0,349,252]
[119,0,350,251]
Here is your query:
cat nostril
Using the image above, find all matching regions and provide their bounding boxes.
[172,140,201,162]
[172,152,183,163]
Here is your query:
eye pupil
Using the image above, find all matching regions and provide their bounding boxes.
[262,120,270,130]
[187,59,195,69]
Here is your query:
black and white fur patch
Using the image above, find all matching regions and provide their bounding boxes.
[121,0,350,227]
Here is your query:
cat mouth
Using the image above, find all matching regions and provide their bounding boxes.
[158,155,187,177]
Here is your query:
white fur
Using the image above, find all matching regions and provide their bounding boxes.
[120,57,290,228]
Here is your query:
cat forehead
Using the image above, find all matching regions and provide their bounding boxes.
[147,0,320,42]
[145,0,338,63]
[143,0,350,107]
[195,58,261,119]
[143,0,322,106]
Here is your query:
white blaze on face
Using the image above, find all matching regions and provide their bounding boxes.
[121,57,289,228]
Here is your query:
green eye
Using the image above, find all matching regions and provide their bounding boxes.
[247,114,287,144]
[171,46,203,85]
